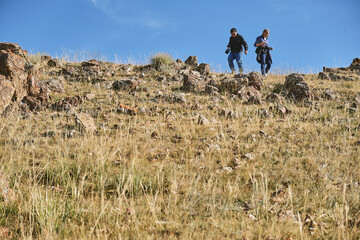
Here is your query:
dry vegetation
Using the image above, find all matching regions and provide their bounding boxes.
[0,53,360,239]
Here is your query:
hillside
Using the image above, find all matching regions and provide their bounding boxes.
[0,42,359,239]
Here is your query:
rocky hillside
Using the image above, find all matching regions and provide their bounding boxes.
[0,42,359,239]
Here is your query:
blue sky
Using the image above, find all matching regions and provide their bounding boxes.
[1,0,359,73]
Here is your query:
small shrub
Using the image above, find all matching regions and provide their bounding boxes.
[150,53,175,72]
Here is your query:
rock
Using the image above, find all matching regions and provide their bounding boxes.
[258,108,272,118]
[21,96,44,111]
[44,78,64,92]
[272,105,289,115]
[117,104,137,115]
[83,92,95,101]
[0,45,49,114]
[229,158,244,169]
[350,57,360,70]
[0,79,15,114]
[52,96,82,111]
[75,112,96,133]
[242,153,254,161]
[226,110,240,119]
[47,58,62,68]
[176,59,184,64]
[184,56,198,67]
[171,75,183,82]
[266,93,285,104]
[318,72,330,80]
[112,79,139,91]
[284,73,312,102]
[41,131,56,137]
[248,71,263,91]
[270,189,287,203]
[247,95,263,105]
[327,73,354,81]
[205,84,219,95]
[182,74,205,92]
[323,88,336,100]
[0,49,28,101]
[41,55,52,61]
[169,93,186,104]
[237,86,261,101]
[27,75,49,104]
[219,77,248,93]
[82,59,99,67]
[198,115,210,125]
[0,42,27,58]
[216,166,233,174]
[156,76,166,82]
[197,63,211,75]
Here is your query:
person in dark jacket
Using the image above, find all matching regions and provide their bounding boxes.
[225,28,248,73]
[254,29,273,76]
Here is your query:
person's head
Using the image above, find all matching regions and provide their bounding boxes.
[262,29,270,38]
[230,28,237,37]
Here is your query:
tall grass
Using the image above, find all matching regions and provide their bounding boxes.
[0,52,359,239]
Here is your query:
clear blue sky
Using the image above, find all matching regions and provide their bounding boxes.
[1,0,359,73]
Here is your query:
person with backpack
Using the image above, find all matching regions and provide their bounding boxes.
[254,29,273,76]
[225,28,248,74]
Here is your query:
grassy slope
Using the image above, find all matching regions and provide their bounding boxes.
[0,56,359,239]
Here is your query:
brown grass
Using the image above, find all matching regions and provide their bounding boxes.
[0,54,359,239]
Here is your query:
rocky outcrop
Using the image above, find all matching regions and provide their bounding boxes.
[284,73,312,102]
[350,58,360,71]
[248,71,263,91]
[0,42,49,114]
[184,56,198,67]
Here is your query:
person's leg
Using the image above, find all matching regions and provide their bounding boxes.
[235,52,243,73]
[228,52,235,72]
[260,53,266,76]
[265,53,271,74]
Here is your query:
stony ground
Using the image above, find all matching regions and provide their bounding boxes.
[0,45,360,239]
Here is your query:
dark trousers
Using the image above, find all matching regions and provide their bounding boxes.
[260,53,271,75]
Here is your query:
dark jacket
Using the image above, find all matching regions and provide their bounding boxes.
[255,46,272,64]
[227,34,248,52]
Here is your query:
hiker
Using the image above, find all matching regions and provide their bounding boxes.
[225,28,248,74]
[254,29,273,76]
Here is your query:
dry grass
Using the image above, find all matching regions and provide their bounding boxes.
[0,54,359,239]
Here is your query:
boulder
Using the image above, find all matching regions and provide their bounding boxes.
[198,115,210,125]
[52,96,83,111]
[197,63,211,75]
[284,73,312,102]
[323,88,336,100]
[266,93,285,105]
[248,71,263,91]
[350,58,360,70]
[75,113,96,133]
[47,58,62,68]
[44,78,65,93]
[112,79,139,91]
[184,56,199,67]
[0,42,27,58]
[0,79,15,114]
[237,86,262,101]
[0,49,28,101]
[219,77,248,93]
[205,84,219,95]
[0,43,49,114]
[318,72,330,80]
[182,74,206,92]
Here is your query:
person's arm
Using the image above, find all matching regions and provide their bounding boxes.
[241,36,248,54]
[254,36,266,47]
